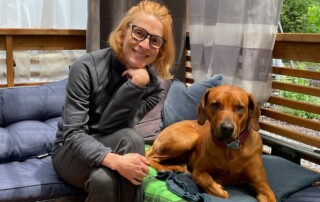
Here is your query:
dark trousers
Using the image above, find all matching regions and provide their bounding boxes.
[52,128,145,202]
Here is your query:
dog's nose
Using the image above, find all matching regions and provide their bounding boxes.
[220,121,234,137]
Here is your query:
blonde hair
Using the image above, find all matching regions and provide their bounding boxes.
[108,0,175,79]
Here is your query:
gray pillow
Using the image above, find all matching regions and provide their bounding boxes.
[134,79,172,144]
[161,74,223,129]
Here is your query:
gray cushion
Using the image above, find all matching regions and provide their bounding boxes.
[134,79,172,144]
[161,74,223,128]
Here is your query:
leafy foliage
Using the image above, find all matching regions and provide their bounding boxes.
[281,0,320,33]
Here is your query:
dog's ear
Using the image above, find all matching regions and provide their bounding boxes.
[197,90,209,125]
[248,94,260,131]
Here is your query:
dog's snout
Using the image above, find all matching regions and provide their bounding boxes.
[220,121,234,136]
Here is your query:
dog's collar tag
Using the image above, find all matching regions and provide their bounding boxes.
[215,129,249,150]
[226,140,240,150]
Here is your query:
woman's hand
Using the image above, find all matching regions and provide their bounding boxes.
[122,68,150,87]
[102,153,150,185]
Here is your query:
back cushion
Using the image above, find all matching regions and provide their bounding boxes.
[0,79,67,163]
[0,79,67,127]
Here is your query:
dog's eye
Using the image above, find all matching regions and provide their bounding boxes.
[211,103,219,110]
[236,106,245,112]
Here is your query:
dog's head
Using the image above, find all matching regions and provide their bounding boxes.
[197,85,260,143]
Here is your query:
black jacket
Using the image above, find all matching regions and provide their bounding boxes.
[53,48,164,167]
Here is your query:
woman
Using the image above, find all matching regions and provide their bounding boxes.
[51,1,175,201]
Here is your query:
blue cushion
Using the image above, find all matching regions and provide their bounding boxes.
[0,118,60,163]
[161,74,223,128]
[0,79,67,127]
[262,155,320,202]
[0,79,67,163]
[0,156,85,201]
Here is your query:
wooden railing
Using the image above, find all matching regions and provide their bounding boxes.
[0,28,86,87]
[0,29,319,168]
[260,33,320,166]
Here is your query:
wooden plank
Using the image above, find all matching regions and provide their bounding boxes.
[12,35,86,50]
[272,81,320,97]
[273,66,320,80]
[0,35,4,49]
[273,41,320,63]
[261,108,320,132]
[267,96,320,114]
[276,33,320,43]
[259,121,320,148]
[5,36,14,87]
[0,28,85,36]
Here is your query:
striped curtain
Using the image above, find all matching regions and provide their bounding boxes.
[188,0,284,104]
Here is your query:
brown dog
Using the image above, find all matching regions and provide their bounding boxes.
[146,85,275,202]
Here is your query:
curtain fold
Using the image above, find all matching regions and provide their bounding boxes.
[188,0,284,104]
[86,0,186,81]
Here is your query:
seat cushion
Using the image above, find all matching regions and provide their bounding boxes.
[0,118,60,163]
[0,156,85,202]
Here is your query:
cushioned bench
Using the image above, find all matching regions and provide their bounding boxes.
[0,77,319,202]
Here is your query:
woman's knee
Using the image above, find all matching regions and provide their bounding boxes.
[116,128,145,154]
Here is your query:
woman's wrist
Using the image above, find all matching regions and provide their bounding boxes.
[101,152,120,170]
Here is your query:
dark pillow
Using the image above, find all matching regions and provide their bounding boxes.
[134,79,172,144]
[161,74,223,128]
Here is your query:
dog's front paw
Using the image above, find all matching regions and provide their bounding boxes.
[207,183,229,199]
[256,193,276,202]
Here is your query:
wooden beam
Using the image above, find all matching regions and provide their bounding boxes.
[272,81,320,97]
[261,108,320,132]
[0,28,85,36]
[259,121,320,148]
[273,66,320,80]
[267,95,320,114]
[5,35,14,87]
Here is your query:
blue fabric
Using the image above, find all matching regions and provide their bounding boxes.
[0,79,67,127]
[0,79,67,163]
[0,156,85,202]
[162,75,223,129]
[262,155,320,202]
[156,155,320,202]
[156,171,256,202]
[0,118,60,163]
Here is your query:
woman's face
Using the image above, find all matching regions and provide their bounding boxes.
[118,14,164,69]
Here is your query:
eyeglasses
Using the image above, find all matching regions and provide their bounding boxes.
[129,23,166,49]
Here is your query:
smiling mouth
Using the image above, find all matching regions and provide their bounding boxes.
[133,49,148,58]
